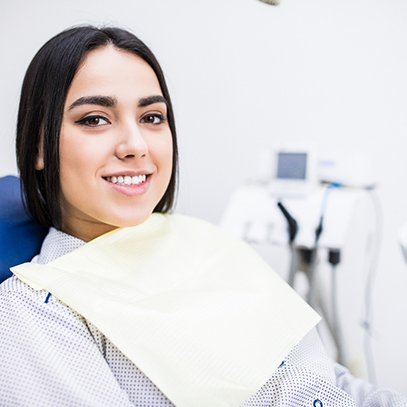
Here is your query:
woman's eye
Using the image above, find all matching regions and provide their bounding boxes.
[75,115,110,127]
[141,113,166,125]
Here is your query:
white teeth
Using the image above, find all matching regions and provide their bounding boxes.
[133,174,146,184]
[106,174,147,186]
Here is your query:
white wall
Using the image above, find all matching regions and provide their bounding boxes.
[1,0,407,394]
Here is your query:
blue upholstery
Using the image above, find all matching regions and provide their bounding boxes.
[0,176,48,282]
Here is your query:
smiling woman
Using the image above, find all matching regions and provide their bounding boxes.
[52,46,173,241]
[1,25,406,407]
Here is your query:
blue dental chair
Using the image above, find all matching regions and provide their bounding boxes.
[0,176,48,283]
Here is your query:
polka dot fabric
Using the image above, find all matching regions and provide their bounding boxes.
[1,228,406,406]
[86,321,173,406]
[0,276,134,406]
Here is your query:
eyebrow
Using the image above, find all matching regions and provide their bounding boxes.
[68,94,167,111]
[68,95,117,111]
[138,95,167,107]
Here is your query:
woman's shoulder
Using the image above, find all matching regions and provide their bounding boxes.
[0,274,97,358]
[0,274,42,297]
[0,275,56,324]
[0,274,81,325]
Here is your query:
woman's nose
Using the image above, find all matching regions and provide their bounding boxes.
[115,123,148,160]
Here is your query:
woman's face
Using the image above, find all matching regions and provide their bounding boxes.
[55,46,173,241]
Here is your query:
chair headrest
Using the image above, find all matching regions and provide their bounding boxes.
[0,176,48,283]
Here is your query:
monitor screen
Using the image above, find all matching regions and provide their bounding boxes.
[276,152,307,180]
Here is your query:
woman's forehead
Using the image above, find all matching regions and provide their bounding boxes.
[66,46,162,105]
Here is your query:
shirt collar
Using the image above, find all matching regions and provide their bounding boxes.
[36,227,85,264]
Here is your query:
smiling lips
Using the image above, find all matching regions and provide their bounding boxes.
[105,174,148,186]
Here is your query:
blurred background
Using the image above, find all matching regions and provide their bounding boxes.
[1,0,406,394]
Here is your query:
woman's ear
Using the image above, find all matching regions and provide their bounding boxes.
[35,142,44,170]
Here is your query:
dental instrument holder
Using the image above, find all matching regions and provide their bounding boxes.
[220,183,366,256]
[276,200,324,309]
[276,201,298,288]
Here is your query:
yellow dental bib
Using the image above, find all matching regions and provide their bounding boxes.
[12,214,320,407]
